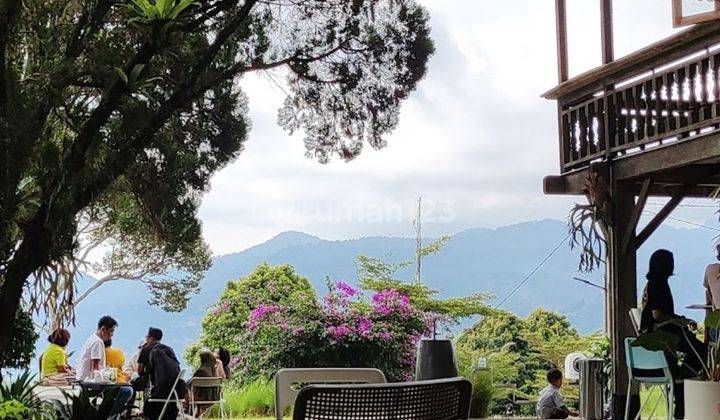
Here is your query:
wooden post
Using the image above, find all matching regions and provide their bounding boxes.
[600,0,614,64]
[607,183,639,418]
[556,0,569,83]
[555,0,569,172]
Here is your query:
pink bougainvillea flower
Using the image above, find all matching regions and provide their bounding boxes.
[357,318,374,337]
[335,280,358,297]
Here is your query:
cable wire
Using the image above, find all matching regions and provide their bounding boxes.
[494,233,571,309]
[642,210,720,232]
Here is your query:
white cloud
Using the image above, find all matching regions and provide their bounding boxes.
[198,0,715,255]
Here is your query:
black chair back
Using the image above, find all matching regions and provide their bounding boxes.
[292,377,472,420]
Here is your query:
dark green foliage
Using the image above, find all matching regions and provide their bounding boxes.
[0,371,55,419]
[54,388,117,420]
[0,372,40,408]
[0,0,433,357]
[0,309,38,370]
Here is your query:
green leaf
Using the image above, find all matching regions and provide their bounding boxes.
[170,0,196,19]
[706,309,720,329]
[156,0,169,16]
[114,67,129,84]
[130,64,145,84]
[631,330,680,352]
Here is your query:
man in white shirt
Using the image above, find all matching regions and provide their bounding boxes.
[77,316,133,419]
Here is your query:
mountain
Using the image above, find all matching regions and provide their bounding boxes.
[45,219,718,367]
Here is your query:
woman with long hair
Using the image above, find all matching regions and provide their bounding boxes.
[640,249,705,419]
[215,347,231,380]
[189,350,221,417]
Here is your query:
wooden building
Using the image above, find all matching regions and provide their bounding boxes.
[543,1,720,417]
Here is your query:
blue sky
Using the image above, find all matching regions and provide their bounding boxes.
[197,0,717,254]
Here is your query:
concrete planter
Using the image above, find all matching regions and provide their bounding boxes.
[415,339,458,381]
[684,379,720,420]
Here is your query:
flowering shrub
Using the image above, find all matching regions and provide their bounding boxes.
[185,264,316,368]
[233,280,429,382]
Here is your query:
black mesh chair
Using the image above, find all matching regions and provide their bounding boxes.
[292,377,472,420]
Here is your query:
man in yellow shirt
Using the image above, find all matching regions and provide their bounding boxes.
[40,328,73,378]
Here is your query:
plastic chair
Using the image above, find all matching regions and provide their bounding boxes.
[146,368,186,419]
[624,338,673,420]
[188,376,225,419]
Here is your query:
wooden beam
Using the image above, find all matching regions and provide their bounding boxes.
[621,177,651,254]
[635,183,696,250]
[543,23,720,100]
[555,0,569,83]
[639,184,720,198]
[613,131,720,180]
[600,0,614,64]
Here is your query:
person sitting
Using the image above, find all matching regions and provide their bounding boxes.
[215,347,231,380]
[136,327,186,420]
[536,368,578,419]
[77,316,133,420]
[123,340,145,381]
[189,350,221,417]
[104,339,129,382]
[40,328,74,383]
[640,249,706,419]
[704,244,720,341]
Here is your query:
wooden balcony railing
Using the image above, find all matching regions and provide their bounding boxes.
[544,24,720,174]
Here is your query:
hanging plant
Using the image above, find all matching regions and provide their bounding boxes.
[568,171,612,273]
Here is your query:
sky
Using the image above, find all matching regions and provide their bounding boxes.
[197,0,719,255]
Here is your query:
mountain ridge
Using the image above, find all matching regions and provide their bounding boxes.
[48,218,717,367]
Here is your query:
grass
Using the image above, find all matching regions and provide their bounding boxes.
[640,386,669,419]
[206,378,275,419]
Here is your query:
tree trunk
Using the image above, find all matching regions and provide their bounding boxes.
[0,208,52,358]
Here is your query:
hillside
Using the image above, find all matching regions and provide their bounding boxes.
[52,219,718,366]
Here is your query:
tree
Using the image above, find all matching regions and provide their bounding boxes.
[0,0,434,357]
[30,194,210,328]
[188,263,316,361]
[356,237,492,337]
[457,307,602,399]
[0,308,39,380]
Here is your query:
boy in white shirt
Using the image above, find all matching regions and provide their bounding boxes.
[536,368,578,419]
[77,316,133,419]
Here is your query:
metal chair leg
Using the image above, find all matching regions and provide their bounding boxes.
[625,378,632,420]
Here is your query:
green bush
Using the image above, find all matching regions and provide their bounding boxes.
[235,282,428,382]
[0,400,29,420]
[0,372,55,419]
[186,263,317,369]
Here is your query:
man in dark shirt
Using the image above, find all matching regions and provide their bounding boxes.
[137,327,163,378]
[135,327,185,420]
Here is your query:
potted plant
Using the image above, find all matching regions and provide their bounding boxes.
[632,310,720,419]
[415,312,458,380]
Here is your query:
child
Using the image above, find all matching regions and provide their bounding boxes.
[536,368,578,419]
